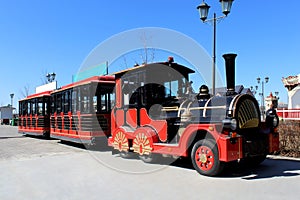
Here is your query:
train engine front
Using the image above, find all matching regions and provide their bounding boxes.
[178,54,279,167]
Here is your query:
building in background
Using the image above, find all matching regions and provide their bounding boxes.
[0,105,15,125]
[277,75,300,120]
[265,92,280,110]
[282,75,300,109]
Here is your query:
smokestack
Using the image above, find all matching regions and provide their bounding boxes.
[222,53,237,95]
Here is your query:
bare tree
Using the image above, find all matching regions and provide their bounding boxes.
[139,32,155,64]
[19,84,30,98]
[40,69,48,84]
[120,32,156,68]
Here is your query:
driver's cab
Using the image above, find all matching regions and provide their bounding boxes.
[116,58,195,120]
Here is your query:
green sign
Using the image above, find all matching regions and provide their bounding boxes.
[72,62,108,82]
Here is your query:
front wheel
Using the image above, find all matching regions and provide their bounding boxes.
[191,139,224,176]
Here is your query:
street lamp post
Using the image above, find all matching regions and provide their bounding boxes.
[46,72,56,83]
[197,0,234,96]
[274,91,280,108]
[10,93,14,108]
[275,91,279,99]
[257,76,269,119]
[250,85,258,96]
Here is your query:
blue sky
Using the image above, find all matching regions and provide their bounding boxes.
[0,0,299,108]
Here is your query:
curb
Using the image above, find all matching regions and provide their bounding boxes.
[267,155,300,162]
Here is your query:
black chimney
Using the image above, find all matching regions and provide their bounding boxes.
[222,53,237,96]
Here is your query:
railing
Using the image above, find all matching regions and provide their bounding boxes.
[277,108,300,120]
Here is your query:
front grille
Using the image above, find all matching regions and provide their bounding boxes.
[237,99,259,129]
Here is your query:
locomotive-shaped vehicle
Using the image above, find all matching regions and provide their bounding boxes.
[108,53,279,176]
[18,53,279,176]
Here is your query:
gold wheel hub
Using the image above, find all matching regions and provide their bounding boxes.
[199,154,207,163]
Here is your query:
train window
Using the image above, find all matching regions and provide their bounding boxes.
[56,93,62,113]
[51,95,56,114]
[63,90,71,114]
[93,96,98,113]
[99,84,115,113]
[80,85,90,113]
[110,93,115,109]
[82,96,89,113]
[44,97,49,115]
[37,98,43,116]
[27,101,30,115]
[101,94,108,112]
[31,99,36,115]
[164,80,178,98]
[21,101,27,115]
[94,92,113,113]
[122,73,143,107]
[72,89,78,113]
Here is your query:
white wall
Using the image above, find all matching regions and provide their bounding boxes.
[290,88,300,108]
[0,107,13,119]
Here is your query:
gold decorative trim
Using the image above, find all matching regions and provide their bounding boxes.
[112,131,129,152]
[132,132,153,155]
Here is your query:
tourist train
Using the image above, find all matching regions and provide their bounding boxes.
[18,53,279,176]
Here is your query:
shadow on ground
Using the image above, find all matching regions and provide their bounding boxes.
[172,157,300,179]
[16,134,300,179]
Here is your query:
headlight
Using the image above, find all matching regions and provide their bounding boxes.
[231,118,237,131]
[273,115,279,128]
[222,118,237,131]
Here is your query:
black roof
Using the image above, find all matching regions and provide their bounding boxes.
[114,61,195,78]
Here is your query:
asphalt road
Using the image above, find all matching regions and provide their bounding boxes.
[1,125,300,200]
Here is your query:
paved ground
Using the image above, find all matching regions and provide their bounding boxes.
[1,125,300,200]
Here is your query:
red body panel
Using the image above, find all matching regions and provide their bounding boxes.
[269,131,280,153]
[50,112,110,144]
[217,135,243,161]
[151,124,243,162]
[18,115,50,136]
[126,109,137,128]
[115,79,122,108]
[139,108,167,142]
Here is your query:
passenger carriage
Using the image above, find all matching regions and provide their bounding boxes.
[49,76,115,145]
[18,91,51,138]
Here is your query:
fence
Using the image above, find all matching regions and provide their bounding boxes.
[277,108,300,120]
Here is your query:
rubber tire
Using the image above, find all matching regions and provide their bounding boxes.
[139,153,160,163]
[191,139,224,176]
[42,131,50,139]
[120,151,135,159]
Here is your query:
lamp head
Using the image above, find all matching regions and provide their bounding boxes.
[220,0,234,16]
[197,1,210,22]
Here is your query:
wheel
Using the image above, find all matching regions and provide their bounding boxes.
[120,151,136,159]
[191,139,224,176]
[139,153,160,163]
[252,155,267,165]
[132,127,158,162]
[42,131,50,139]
